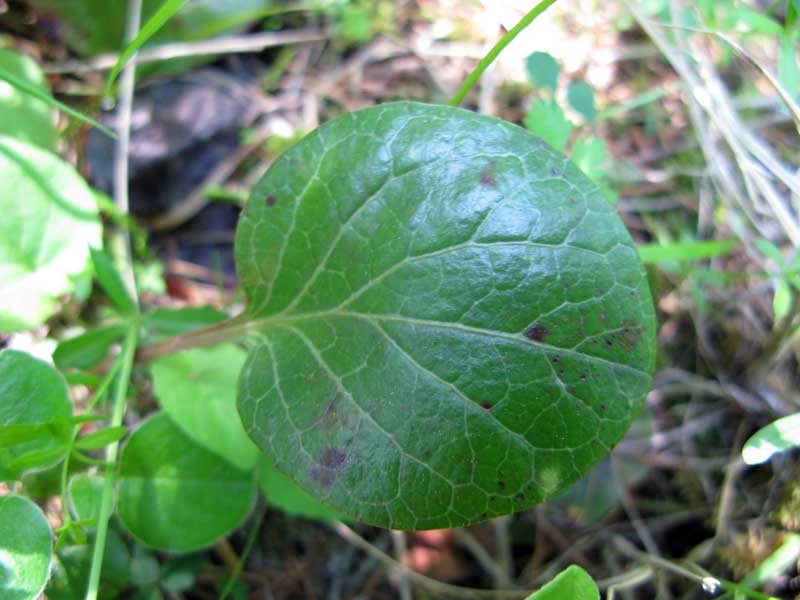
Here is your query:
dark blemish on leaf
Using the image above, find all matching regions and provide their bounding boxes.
[551,355,560,365]
[310,448,347,488]
[498,481,506,491]
[481,402,493,410]
[551,168,558,175]
[568,196,577,204]
[613,323,643,351]
[489,495,497,503]
[525,324,548,342]
[481,512,488,519]
[600,404,606,412]
[580,374,587,381]
[558,368,565,376]
[265,194,277,207]
[514,493,524,502]
[605,339,613,348]
[479,160,498,187]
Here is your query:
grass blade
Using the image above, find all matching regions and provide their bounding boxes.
[637,240,737,264]
[104,0,191,100]
[0,66,115,138]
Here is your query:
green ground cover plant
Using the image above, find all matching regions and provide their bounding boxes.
[0,0,797,598]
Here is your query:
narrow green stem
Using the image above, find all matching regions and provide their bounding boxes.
[449,0,559,107]
[219,502,268,600]
[58,358,123,542]
[85,325,138,600]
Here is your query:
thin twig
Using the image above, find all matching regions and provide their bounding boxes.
[45,29,329,74]
[390,530,413,600]
[329,522,530,599]
[111,0,141,308]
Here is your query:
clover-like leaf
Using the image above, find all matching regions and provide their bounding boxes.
[0,349,73,480]
[234,102,656,530]
[0,495,53,600]
[117,412,256,551]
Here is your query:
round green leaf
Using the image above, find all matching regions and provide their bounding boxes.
[0,49,55,150]
[0,495,53,600]
[68,473,104,522]
[0,136,102,331]
[0,350,72,480]
[525,51,560,92]
[235,102,656,530]
[117,413,256,551]
[152,345,259,471]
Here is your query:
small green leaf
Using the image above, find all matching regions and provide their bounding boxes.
[129,545,160,588]
[756,239,785,265]
[73,426,127,451]
[0,48,55,150]
[774,279,793,320]
[234,102,656,530]
[53,324,126,371]
[159,555,204,592]
[571,136,611,182]
[0,350,72,480]
[117,413,257,551]
[68,473,104,523]
[567,81,597,122]
[524,99,573,150]
[151,345,259,471]
[89,248,136,316]
[525,51,560,92]
[0,137,102,331]
[526,565,599,599]
[724,7,784,35]
[0,495,53,600]
[637,239,737,264]
[258,459,345,521]
[141,306,227,338]
[742,412,800,464]
[104,0,192,99]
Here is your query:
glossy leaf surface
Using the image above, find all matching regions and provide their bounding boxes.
[0,350,72,480]
[0,136,102,331]
[0,495,53,600]
[742,412,800,465]
[235,102,656,530]
[117,413,256,551]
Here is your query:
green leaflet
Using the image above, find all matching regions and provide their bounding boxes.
[0,495,53,600]
[0,136,102,331]
[0,350,73,480]
[116,413,256,551]
[234,102,656,530]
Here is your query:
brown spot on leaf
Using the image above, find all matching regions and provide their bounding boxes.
[498,481,506,491]
[265,194,277,207]
[479,160,498,187]
[525,324,548,342]
[481,402,493,410]
[310,448,347,488]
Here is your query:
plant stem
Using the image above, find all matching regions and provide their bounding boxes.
[449,0,559,107]
[135,312,251,363]
[219,502,268,600]
[85,325,138,600]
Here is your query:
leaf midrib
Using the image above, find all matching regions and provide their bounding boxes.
[242,309,650,378]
